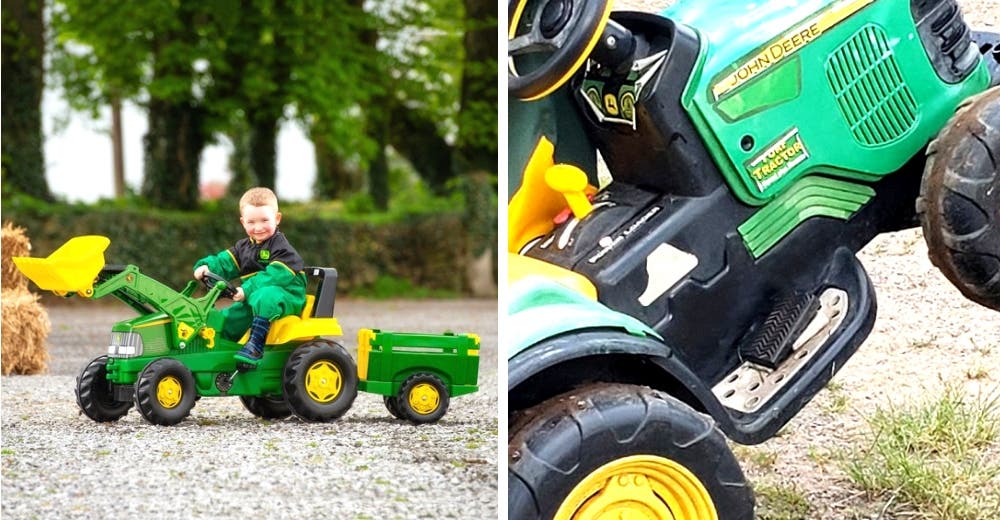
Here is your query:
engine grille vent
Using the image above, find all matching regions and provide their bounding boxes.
[826,25,917,147]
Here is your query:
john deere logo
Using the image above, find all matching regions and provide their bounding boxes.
[259,250,270,261]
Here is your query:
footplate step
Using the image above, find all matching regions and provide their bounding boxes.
[739,292,820,368]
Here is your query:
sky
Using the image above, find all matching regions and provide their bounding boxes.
[42,91,317,203]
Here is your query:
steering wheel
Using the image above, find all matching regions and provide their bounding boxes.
[200,271,238,299]
[508,0,613,101]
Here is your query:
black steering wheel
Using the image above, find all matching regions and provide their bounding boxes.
[200,271,238,299]
[508,0,612,101]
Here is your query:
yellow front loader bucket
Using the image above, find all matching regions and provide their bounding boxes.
[12,235,110,296]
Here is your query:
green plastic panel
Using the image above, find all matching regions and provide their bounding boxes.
[738,176,875,257]
[664,0,989,205]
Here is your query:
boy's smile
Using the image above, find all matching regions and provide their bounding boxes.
[240,204,282,243]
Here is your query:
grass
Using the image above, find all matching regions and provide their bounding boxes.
[753,481,812,520]
[352,275,459,300]
[839,386,1000,519]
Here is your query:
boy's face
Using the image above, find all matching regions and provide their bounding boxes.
[240,204,281,243]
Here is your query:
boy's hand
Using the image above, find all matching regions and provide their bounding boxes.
[194,265,209,280]
[233,287,245,302]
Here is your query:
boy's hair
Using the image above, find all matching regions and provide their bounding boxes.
[239,187,279,212]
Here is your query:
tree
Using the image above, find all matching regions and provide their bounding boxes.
[2,0,52,200]
[456,0,497,176]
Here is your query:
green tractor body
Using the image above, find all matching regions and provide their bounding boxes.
[508,0,1000,517]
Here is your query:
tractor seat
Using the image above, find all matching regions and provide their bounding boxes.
[240,267,341,345]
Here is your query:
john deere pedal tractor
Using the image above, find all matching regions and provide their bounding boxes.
[507,0,1000,517]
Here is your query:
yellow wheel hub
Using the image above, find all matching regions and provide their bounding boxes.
[407,383,440,415]
[156,376,182,409]
[555,455,717,520]
[304,360,342,403]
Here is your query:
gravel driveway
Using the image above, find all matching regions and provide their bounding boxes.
[1,298,498,519]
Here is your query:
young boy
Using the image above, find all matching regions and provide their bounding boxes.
[194,187,306,367]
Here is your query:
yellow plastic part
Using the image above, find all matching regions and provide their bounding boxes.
[509,253,598,300]
[199,327,216,349]
[508,138,599,253]
[554,455,717,520]
[11,235,110,296]
[546,164,594,220]
[407,383,441,415]
[267,316,342,345]
[508,137,560,252]
[304,360,342,403]
[357,328,376,380]
[156,376,182,409]
[177,322,195,341]
[467,349,479,357]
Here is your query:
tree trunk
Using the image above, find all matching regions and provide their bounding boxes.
[455,0,498,176]
[313,131,362,200]
[111,96,125,197]
[249,116,278,191]
[142,99,206,210]
[388,103,453,193]
[1,0,51,200]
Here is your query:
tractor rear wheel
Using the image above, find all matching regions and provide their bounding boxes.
[239,395,293,420]
[134,358,197,426]
[396,373,450,424]
[918,86,1000,311]
[384,395,405,420]
[75,355,132,422]
[282,340,358,422]
[509,383,754,520]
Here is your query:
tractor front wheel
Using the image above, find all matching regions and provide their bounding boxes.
[282,340,358,422]
[509,383,754,520]
[75,355,132,422]
[239,395,293,420]
[918,85,1000,311]
[396,373,450,424]
[134,359,197,426]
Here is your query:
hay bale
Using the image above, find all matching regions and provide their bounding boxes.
[2,222,32,291]
[1,287,51,375]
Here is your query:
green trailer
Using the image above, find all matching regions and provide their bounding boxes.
[358,329,480,424]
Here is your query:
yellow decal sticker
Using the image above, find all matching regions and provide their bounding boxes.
[603,93,619,115]
[712,0,874,100]
[745,128,809,191]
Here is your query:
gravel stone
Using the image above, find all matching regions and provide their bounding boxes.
[1,298,497,519]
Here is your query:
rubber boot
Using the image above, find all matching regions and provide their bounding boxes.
[234,316,270,368]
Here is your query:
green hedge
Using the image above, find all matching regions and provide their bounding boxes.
[3,197,477,295]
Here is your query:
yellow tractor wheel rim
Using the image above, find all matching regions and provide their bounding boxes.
[407,383,440,415]
[555,455,717,520]
[156,376,182,409]
[304,360,342,403]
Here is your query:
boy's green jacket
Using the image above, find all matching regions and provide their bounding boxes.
[194,230,307,316]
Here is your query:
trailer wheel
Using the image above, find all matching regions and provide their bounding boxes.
[239,395,292,420]
[283,340,358,422]
[918,86,1000,310]
[396,373,450,424]
[509,383,754,520]
[384,395,405,420]
[75,355,132,422]
[134,359,197,426]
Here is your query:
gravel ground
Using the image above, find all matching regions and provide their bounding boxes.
[1,298,498,519]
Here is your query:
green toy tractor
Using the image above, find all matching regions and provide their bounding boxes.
[14,235,480,426]
[507,0,999,517]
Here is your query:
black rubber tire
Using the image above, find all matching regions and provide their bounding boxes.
[918,86,1000,311]
[396,373,450,424]
[509,383,755,520]
[282,340,358,422]
[134,358,197,426]
[239,395,293,420]
[75,355,132,422]
[384,395,405,420]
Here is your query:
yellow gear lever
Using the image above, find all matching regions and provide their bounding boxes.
[544,164,593,220]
